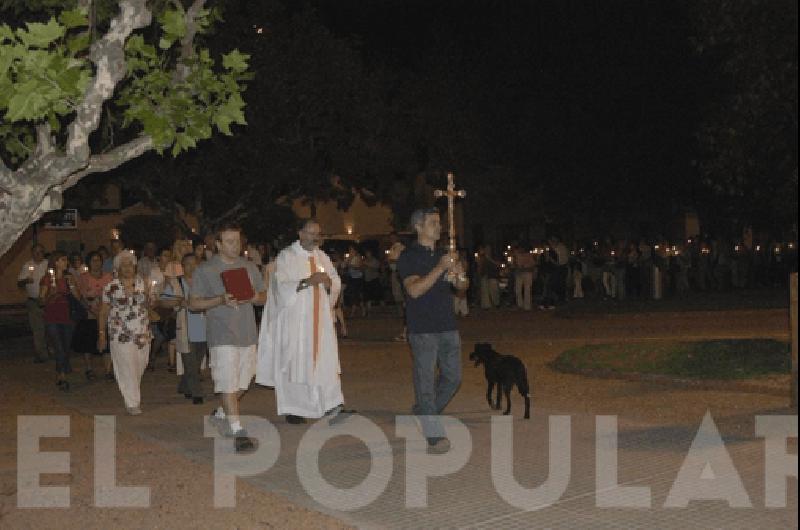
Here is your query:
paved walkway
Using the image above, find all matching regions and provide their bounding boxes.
[1,307,796,528]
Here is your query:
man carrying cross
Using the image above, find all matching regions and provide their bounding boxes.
[398,174,468,453]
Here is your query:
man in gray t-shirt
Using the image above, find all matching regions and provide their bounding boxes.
[193,255,264,348]
[189,225,266,453]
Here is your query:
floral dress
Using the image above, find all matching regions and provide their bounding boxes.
[102,278,151,349]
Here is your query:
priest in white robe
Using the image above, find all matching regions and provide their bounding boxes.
[257,219,344,422]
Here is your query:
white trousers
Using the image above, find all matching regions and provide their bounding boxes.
[111,341,150,409]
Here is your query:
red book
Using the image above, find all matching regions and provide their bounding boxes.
[220,268,254,301]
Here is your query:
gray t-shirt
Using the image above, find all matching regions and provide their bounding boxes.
[192,255,265,348]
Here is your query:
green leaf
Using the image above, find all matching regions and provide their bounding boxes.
[66,32,90,54]
[159,8,186,40]
[0,45,17,76]
[0,75,12,109]
[5,80,50,121]
[222,49,249,72]
[158,37,173,50]
[47,112,61,132]
[0,24,14,44]
[18,18,65,49]
[172,132,196,156]
[58,8,89,30]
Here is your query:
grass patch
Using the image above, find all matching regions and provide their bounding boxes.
[551,339,791,380]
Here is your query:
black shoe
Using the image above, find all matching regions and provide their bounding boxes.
[60,381,70,392]
[147,363,155,372]
[286,415,306,425]
[234,432,257,453]
[184,393,192,400]
[85,369,96,381]
[34,358,47,364]
[192,396,204,405]
[105,372,115,381]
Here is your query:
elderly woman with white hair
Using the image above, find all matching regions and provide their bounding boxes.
[97,250,152,415]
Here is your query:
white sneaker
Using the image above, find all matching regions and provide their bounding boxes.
[126,406,142,416]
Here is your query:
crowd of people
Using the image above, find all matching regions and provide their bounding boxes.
[14,222,797,453]
[468,235,798,311]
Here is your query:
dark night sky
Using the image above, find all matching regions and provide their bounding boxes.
[305,1,705,226]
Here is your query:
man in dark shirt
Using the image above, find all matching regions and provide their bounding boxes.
[397,208,468,453]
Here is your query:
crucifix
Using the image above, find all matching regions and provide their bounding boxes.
[434,172,466,283]
[433,171,466,253]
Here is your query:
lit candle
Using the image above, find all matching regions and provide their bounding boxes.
[474,252,479,258]
[385,249,390,255]
[244,250,249,259]
[48,268,55,287]
[788,243,795,250]
[82,265,88,273]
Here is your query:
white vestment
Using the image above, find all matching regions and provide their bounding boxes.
[256,241,344,418]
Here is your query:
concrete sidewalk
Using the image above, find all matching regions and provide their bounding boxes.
[1,307,796,528]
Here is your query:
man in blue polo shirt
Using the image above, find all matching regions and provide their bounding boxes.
[397,207,468,453]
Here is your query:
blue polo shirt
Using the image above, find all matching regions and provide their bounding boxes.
[397,242,457,334]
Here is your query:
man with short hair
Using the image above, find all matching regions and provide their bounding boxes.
[387,232,406,317]
[103,239,125,273]
[397,208,467,453]
[136,242,157,278]
[17,244,49,363]
[190,225,266,452]
[257,218,345,424]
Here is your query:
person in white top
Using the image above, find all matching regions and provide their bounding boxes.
[257,218,346,424]
[17,244,50,362]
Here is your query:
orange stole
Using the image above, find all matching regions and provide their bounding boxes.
[309,255,320,367]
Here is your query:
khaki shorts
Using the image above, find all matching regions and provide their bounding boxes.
[208,345,256,394]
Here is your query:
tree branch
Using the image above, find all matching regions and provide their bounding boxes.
[34,123,55,159]
[62,136,155,190]
[66,0,152,161]
[175,0,207,83]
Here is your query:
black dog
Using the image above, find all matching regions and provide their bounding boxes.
[469,343,531,419]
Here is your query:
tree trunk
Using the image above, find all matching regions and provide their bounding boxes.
[0,0,153,258]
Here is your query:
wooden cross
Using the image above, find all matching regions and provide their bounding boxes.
[433,171,466,253]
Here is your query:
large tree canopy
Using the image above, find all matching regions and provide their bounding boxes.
[0,0,249,256]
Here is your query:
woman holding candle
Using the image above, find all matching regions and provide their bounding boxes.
[97,250,152,415]
[73,251,114,381]
[39,251,78,391]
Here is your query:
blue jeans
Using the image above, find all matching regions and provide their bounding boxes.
[46,323,74,375]
[408,331,462,439]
